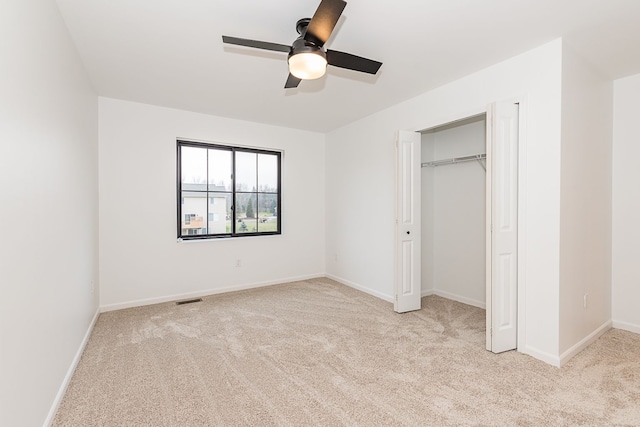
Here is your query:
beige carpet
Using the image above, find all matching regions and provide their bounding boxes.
[53,278,640,426]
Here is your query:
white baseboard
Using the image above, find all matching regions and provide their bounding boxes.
[44,308,100,427]
[612,319,640,334]
[559,320,612,367]
[322,278,485,309]
[325,274,394,303]
[521,345,561,367]
[100,273,325,312]
[430,289,486,309]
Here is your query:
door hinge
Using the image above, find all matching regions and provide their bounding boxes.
[395,294,398,302]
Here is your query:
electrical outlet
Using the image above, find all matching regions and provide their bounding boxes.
[235,259,241,267]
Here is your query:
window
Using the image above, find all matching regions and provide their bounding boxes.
[177,140,281,239]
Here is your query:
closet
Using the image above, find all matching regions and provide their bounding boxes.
[420,115,487,309]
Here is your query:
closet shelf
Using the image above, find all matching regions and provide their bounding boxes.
[421,153,486,168]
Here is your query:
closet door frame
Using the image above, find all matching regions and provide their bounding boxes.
[395,97,525,354]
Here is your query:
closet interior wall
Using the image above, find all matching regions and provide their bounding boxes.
[421,117,487,308]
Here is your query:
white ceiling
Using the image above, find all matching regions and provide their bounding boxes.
[56,0,640,132]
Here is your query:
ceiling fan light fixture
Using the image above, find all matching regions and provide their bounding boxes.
[288,51,327,80]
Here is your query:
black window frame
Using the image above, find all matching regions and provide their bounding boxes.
[177,140,282,240]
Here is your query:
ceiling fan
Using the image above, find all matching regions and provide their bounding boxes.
[221,0,382,88]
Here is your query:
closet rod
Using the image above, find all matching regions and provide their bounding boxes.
[421,153,486,168]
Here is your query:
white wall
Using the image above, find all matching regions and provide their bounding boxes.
[558,46,613,360]
[99,98,325,309]
[612,73,640,334]
[326,39,563,363]
[421,119,486,308]
[0,1,99,426]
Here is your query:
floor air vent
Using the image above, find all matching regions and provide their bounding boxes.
[175,298,203,306]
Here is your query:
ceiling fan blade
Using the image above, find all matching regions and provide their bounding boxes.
[326,49,382,74]
[285,73,302,89]
[222,36,291,53]
[305,0,346,47]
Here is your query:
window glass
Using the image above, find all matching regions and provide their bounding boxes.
[180,192,207,236]
[208,149,232,191]
[207,193,232,234]
[257,193,278,232]
[258,153,278,192]
[235,151,257,192]
[181,146,207,185]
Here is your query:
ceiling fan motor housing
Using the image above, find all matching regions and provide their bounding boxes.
[289,37,327,60]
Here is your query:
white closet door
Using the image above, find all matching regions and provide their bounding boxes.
[394,130,421,313]
[486,101,519,353]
